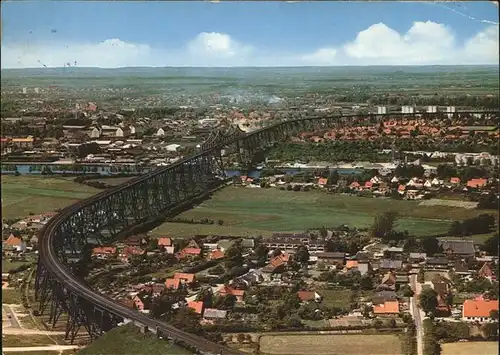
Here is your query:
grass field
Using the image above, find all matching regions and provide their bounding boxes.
[153,187,495,237]
[319,289,354,309]
[2,335,58,347]
[259,334,402,355]
[76,324,191,355]
[2,259,31,273]
[441,341,498,355]
[2,288,22,304]
[1,176,99,219]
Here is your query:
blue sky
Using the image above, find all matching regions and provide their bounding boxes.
[1,1,499,67]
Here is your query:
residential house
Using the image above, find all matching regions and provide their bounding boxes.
[165,278,181,290]
[372,291,398,305]
[173,273,196,286]
[208,249,225,260]
[453,262,472,279]
[187,301,204,315]
[425,257,449,270]
[92,246,117,259]
[378,272,396,291]
[3,235,26,253]
[478,262,497,281]
[120,246,145,263]
[297,291,322,303]
[450,177,461,185]
[125,235,146,247]
[11,137,34,149]
[345,260,359,270]
[141,283,165,296]
[176,247,202,259]
[378,259,403,271]
[262,263,285,282]
[317,178,328,187]
[462,297,499,323]
[316,252,345,266]
[466,178,488,189]
[219,286,245,302]
[373,300,400,316]
[157,237,172,248]
[203,308,227,321]
[440,239,476,257]
[132,294,151,312]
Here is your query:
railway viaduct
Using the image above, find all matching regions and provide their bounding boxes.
[34,110,497,354]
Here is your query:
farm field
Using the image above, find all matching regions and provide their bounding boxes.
[76,323,191,355]
[155,187,495,237]
[259,334,402,355]
[441,341,498,355]
[1,176,99,219]
[2,334,60,347]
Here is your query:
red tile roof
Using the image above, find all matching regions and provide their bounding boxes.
[297,291,316,302]
[209,249,225,260]
[187,301,204,314]
[220,286,245,297]
[467,178,488,188]
[463,299,498,318]
[174,273,195,283]
[92,246,116,255]
[317,178,328,186]
[373,300,400,314]
[157,237,172,247]
[4,235,23,246]
[165,278,181,290]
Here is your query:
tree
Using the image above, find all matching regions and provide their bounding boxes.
[171,307,201,334]
[327,170,340,185]
[482,322,499,338]
[225,240,244,269]
[421,237,443,256]
[490,309,499,321]
[419,288,438,316]
[295,246,310,266]
[482,234,499,256]
[196,287,213,308]
[370,211,398,240]
[254,244,269,265]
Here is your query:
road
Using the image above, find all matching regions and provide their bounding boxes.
[410,274,425,355]
[3,305,21,328]
[2,345,80,352]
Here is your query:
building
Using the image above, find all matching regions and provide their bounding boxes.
[316,252,345,266]
[11,137,34,149]
[373,300,400,316]
[440,239,475,257]
[462,297,499,323]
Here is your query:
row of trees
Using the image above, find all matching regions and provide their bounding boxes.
[448,214,496,237]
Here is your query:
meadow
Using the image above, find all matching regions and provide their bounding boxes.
[441,341,498,355]
[76,323,190,355]
[1,176,99,219]
[152,186,494,237]
[259,334,402,355]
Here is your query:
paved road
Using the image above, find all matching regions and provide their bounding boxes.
[2,305,21,328]
[410,274,424,355]
[3,345,80,352]
[2,328,66,335]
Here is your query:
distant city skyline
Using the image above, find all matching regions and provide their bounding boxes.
[1,1,499,68]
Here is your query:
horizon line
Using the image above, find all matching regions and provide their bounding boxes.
[2,64,499,70]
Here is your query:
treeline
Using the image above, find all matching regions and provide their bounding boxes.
[448,214,496,236]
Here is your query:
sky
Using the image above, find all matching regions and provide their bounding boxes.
[1,1,499,68]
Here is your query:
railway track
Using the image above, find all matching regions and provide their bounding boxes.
[37,110,498,354]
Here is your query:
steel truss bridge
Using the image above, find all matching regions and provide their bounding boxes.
[35,110,497,354]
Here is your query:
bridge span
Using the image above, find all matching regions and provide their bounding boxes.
[35,110,497,354]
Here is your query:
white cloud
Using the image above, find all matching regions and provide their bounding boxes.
[1,24,498,68]
[342,21,498,65]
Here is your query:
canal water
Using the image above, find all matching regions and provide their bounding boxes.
[1,163,363,177]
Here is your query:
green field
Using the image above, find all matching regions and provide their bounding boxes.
[76,324,191,355]
[1,176,99,219]
[2,259,32,273]
[2,334,59,347]
[152,187,495,237]
[259,334,402,355]
[2,288,22,304]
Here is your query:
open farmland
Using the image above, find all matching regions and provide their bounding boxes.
[1,176,99,219]
[441,341,498,355]
[153,186,496,237]
[259,334,402,355]
[76,323,190,355]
